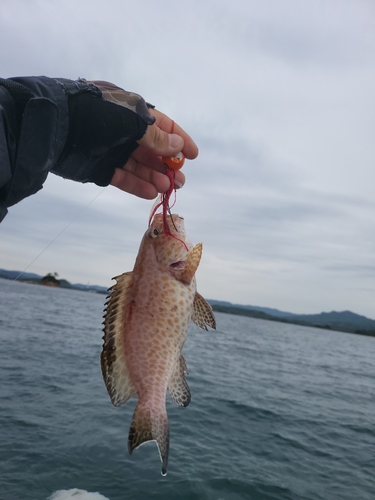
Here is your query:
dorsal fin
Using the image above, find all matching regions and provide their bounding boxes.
[101,272,136,406]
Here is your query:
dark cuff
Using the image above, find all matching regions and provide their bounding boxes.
[52,84,150,186]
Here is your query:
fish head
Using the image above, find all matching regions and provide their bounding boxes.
[148,214,193,271]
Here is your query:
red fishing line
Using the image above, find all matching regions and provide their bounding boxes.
[149,120,188,251]
[149,167,188,251]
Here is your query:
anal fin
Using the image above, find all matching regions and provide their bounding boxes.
[168,355,191,407]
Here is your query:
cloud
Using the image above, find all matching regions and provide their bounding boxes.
[0,0,374,318]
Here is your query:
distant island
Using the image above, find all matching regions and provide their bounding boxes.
[1,268,374,338]
[40,272,61,287]
[0,268,108,294]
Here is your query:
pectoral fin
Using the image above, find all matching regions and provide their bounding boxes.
[192,292,216,330]
[168,355,191,407]
[179,243,202,285]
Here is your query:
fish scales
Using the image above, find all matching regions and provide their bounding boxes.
[101,213,216,475]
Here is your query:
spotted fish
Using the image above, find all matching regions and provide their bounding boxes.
[101,213,216,475]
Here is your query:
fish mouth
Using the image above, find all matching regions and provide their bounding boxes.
[170,260,185,269]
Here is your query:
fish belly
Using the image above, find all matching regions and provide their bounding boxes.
[124,271,195,475]
[125,272,195,394]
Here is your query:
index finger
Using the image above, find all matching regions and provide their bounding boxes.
[149,108,199,160]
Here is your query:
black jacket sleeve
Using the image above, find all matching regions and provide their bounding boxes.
[0,76,154,222]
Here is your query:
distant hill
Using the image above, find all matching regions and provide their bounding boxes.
[290,311,375,332]
[0,269,42,281]
[208,301,375,337]
[1,268,374,336]
[208,299,295,318]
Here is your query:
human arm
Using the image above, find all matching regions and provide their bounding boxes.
[0,76,198,221]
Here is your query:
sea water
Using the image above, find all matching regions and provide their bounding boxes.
[0,278,374,500]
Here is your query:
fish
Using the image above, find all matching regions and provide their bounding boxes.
[100,213,216,475]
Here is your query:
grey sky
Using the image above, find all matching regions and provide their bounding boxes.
[1,0,374,318]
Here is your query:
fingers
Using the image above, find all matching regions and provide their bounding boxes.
[130,147,186,188]
[110,155,186,199]
[111,108,194,200]
[137,108,199,160]
[137,125,183,157]
[110,167,163,199]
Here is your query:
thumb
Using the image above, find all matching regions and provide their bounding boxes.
[137,123,184,156]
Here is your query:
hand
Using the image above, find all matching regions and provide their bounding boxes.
[110,108,198,199]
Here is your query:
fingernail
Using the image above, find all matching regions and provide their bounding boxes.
[174,179,183,189]
[168,134,183,149]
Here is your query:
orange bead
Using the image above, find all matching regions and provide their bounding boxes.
[162,152,185,171]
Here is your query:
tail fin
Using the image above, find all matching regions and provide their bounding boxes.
[128,402,170,476]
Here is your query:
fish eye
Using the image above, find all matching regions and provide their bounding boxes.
[151,228,159,238]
